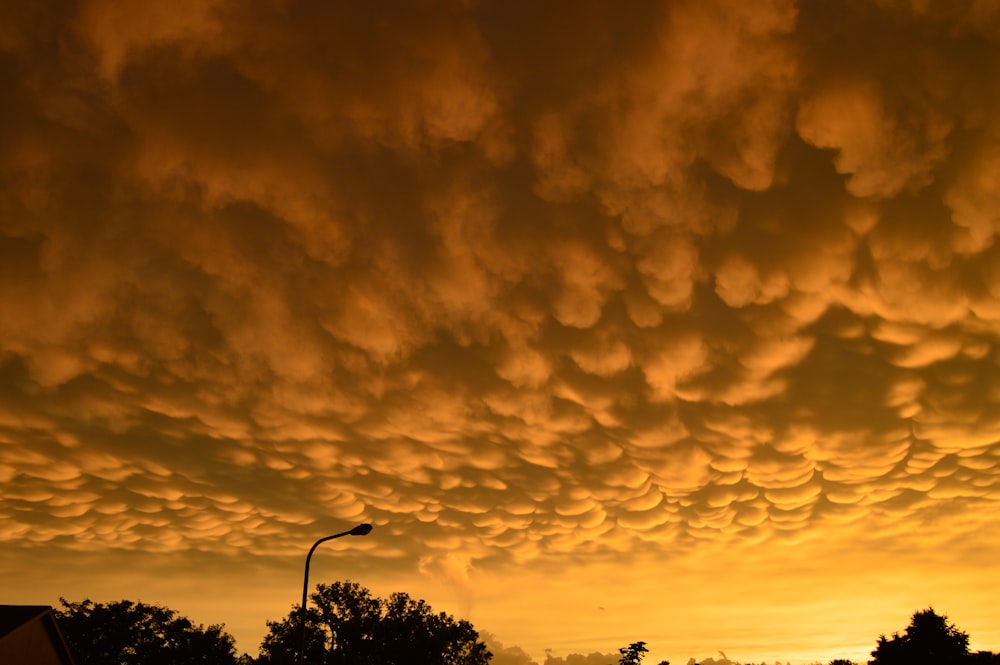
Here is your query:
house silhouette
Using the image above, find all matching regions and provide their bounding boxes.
[0,605,75,665]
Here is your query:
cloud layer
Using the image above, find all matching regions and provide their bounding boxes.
[3,0,1000,660]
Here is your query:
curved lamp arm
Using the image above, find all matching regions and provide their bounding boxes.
[298,523,373,664]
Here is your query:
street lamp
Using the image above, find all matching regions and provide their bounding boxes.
[298,523,373,664]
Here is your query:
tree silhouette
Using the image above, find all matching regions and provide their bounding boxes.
[617,642,649,665]
[257,605,328,665]
[612,641,668,665]
[257,580,491,665]
[871,608,969,665]
[54,598,239,665]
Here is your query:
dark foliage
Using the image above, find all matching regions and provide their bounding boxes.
[617,641,648,665]
[257,580,491,665]
[257,604,328,665]
[871,608,971,665]
[612,641,669,665]
[54,598,239,665]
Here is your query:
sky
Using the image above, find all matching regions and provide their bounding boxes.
[2,0,1000,663]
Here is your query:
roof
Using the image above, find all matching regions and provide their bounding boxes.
[0,605,76,665]
[0,605,52,639]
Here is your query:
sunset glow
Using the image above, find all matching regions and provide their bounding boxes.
[3,2,1000,663]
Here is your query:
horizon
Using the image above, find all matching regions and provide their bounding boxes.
[11,533,999,663]
[39,590,995,665]
[3,1,1000,663]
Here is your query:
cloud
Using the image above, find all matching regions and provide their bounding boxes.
[481,632,539,665]
[795,77,950,199]
[543,652,618,665]
[4,3,993,552]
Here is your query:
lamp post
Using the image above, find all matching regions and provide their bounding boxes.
[298,523,373,664]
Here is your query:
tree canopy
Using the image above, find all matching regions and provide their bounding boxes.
[613,640,669,665]
[618,642,649,665]
[257,580,491,665]
[48,596,1000,665]
[871,608,971,665]
[54,598,240,665]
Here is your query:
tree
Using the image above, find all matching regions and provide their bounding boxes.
[258,605,328,665]
[618,642,649,665]
[612,641,668,665]
[870,608,969,665]
[54,598,239,665]
[257,580,491,665]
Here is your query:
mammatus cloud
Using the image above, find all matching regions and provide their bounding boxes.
[3,0,1000,661]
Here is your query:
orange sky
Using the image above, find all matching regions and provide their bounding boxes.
[3,1,1000,663]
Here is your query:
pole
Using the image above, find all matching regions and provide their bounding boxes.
[298,523,373,664]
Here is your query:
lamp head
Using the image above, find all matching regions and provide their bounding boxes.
[349,523,373,536]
